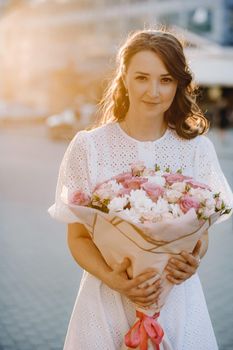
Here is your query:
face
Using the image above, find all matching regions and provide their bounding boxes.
[123,50,178,120]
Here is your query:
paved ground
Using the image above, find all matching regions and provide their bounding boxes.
[0,124,232,350]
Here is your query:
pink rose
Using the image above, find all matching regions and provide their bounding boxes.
[124,177,148,190]
[69,190,91,206]
[130,161,146,176]
[164,173,192,185]
[94,183,116,201]
[179,195,200,214]
[117,188,132,197]
[142,182,165,202]
[93,178,110,191]
[142,168,156,176]
[114,172,133,185]
[185,179,211,191]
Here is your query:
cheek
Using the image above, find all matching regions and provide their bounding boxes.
[161,85,177,102]
[128,82,147,98]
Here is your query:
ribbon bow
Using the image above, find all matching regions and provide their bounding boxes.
[125,311,164,350]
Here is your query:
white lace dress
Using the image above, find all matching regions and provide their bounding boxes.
[49,122,233,350]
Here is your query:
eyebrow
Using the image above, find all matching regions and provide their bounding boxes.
[134,71,171,77]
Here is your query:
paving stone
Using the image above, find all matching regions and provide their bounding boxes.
[0,125,233,350]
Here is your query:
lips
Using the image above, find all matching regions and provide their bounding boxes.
[142,101,160,105]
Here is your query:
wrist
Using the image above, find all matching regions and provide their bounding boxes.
[99,266,114,287]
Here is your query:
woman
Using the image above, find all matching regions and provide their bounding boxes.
[49,30,233,349]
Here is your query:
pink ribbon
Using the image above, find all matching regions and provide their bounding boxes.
[125,311,164,350]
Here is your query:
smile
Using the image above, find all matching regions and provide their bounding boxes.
[142,101,160,105]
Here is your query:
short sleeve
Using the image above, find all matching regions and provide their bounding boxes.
[48,130,91,224]
[194,135,233,224]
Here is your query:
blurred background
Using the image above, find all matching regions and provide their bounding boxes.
[0,0,233,349]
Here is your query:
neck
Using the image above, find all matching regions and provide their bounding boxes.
[122,112,168,142]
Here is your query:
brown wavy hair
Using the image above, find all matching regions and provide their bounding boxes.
[96,29,209,139]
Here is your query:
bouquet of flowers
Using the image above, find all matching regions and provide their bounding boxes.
[61,162,231,350]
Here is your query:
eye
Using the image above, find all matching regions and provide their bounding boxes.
[161,77,173,83]
[135,75,147,81]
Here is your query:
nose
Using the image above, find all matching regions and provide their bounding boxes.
[148,81,159,98]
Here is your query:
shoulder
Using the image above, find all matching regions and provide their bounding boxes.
[195,134,216,155]
[73,122,115,143]
[168,128,214,150]
[86,122,115,139]
[69,122,116,156]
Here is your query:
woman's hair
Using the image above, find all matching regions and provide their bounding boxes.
[96,29,209,139]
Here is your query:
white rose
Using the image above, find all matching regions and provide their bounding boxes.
[166,189,183,203]
[190,188,213,202]
[146,175,166,187]
[170,182,186,192]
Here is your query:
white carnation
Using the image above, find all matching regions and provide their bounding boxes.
[123,207,141,223]
[108,180,123,193]
[129,189,154,210]
[151,197,169,215]
[161,212,174,220]
[141,210,157,222]
[108,196,128,213]
[169,203,183,218]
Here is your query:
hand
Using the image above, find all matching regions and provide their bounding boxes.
[106,258,162,308]
[165,240,202,285]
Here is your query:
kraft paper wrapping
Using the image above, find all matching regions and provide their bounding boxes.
[67,203,221,350]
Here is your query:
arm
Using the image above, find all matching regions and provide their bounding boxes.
[67,223,162,307]
[67,223,112,283]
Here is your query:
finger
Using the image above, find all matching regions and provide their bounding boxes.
[128,271,160,289]
[134,301,153,308]
[134,300,157,308]
[166,259,193,274]
[113,258,131,273]
[165,266,191,280]
[167,255,186,265]
[166,275,183,285]
[180,251,199,267]
[132,287,162,304]
[192,240,202,257]
[129,278,161,297]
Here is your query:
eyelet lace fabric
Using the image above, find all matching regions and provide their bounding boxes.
[49,122,233,350]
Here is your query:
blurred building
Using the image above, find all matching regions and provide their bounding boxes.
[26,0,231,46]
[0,0,232,125]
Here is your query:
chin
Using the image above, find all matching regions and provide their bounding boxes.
[145,109,164,119]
